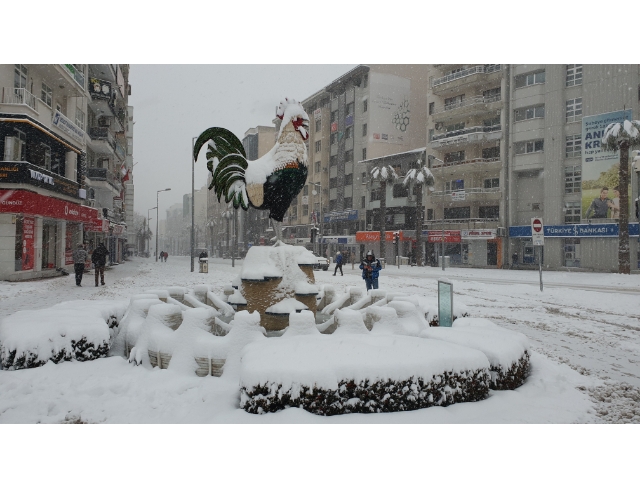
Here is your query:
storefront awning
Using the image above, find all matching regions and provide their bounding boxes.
[0,189,99,224]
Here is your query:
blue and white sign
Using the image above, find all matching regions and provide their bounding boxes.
[323,209,358,223]
[509,223,639,238]
[52,110,85,143]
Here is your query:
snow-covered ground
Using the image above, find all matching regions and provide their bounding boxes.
[1,256,639,424]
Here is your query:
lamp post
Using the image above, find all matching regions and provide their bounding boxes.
[309,182,322,255]
[156,188,171,262]
[147,207,156,256]
[222,209,233,267]
[191,137,196,272]
[428,155,446,271]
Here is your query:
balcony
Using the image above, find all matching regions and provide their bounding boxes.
[429,156,501,170]
[430,124,502,149]
[432,94,502,123]
[61,64,86,90]
[115,140,126,161]
[88,126,116,152]
[87,167,121,192]
[1,88,38,113]
[431,65,502,95]
[431,187,501,197]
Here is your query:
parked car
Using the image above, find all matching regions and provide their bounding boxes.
[313,254,329,271]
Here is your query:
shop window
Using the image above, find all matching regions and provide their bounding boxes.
[564,238,581,267]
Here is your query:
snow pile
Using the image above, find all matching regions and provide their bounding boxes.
[282,311,320,337]
[111,297,163,357]
[0,305,113,370]
[240,334,491,415]
[386,300,429,336]
[220,311,266,378]
[366,306,399,334]
[334,309,369,335]
[241,243,316,282]
[295,281,318,295]
[266,298,308,314]
[227,289,247,305]
[392,295,470,326]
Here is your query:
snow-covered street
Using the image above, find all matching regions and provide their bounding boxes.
[1,256,639,424]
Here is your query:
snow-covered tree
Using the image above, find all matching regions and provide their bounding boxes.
[370,165,398,260]
[601,119,640,274]
[403,157,435,267]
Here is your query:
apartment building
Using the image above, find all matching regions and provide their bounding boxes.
[425,64,640,271]
[0,64,134,280]
[286,65,431,257]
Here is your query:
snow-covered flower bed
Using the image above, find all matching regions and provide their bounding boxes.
[0,300,127,370]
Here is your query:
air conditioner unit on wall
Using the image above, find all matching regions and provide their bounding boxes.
[98,117,111,127]
[367,224,373,230]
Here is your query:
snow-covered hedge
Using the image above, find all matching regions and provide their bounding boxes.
[0,300,127,370]
[239,333,491,415]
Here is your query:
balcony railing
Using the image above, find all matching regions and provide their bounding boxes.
[429,157,500,168]
[88,126,116,150]
[432,124,501,142]
[433,94,502,115]
[87,167,121,191]
[431,187,501,196]
[61,64,85,89]
[425,217,499,223]
[115,141,126,160]
[432,65,502,88]
[1,88,37,111]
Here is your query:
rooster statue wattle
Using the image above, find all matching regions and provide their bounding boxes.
[193,98,310,241]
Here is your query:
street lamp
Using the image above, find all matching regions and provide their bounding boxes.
[222,209,234,267]
[428,155,446,271]
[148,207,156,256]
[309,182,322,255]
[156,188,171,262]
[191,136,197,272]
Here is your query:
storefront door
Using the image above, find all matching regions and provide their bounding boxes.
[487,241,498,266]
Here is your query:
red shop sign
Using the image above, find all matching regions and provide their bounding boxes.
[356,230,404,242]
[0,190,99,223]
[427,230,462,243]
[85,218,109,233]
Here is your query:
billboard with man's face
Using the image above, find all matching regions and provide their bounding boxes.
[581,109,633,220]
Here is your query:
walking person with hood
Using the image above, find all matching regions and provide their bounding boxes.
[73,243,88,286]
[91,241,109,287]
[359,250,382,291]
[333,251,343,276]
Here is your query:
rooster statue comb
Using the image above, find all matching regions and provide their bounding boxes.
[193,98,310,223]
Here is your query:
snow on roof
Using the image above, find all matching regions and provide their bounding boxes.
[266,297,308,314]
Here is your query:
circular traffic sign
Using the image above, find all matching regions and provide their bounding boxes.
[532,218,542,233]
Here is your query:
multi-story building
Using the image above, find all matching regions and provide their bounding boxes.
[164,202,185,256]
[424,64,640,271]
[286,65,431,258]
[0,64,133,280]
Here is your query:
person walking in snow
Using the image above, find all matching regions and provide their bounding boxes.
[333,251,343,276]
[360,250,382,291]
[92,242,109,287]
[73,243,88,287]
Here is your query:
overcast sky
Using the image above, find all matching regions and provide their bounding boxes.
[128,65,357,221]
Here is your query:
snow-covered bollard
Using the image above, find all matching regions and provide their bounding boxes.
[282,310,320,337]
[265,298,308,332]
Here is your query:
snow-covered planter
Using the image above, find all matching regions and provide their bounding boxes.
[239,334,491,415]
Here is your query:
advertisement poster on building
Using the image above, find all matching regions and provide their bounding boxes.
[369,72,411,146]
[581,110,633,219]
[65,225,74,265]
[22,216,35,271]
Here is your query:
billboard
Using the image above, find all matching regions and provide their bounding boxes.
[581,109,633,220]
[369,72,411,146]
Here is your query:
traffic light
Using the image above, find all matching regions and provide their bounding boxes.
[393,231,400,245]
[310,227,317,243]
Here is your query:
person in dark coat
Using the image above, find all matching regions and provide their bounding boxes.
[359,250,382,290]
[92,242,109,286]
[333,251,343,276]
[199,250,208,261]
[72,243,88,286]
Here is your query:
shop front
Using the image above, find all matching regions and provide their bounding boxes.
[0,189,100,281]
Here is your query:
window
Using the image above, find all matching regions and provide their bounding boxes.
[428,129,434,142]
[315,140,322,153]
[445,179,465,191]
[515,140,544,155]
[330,155,337,166]
[392,184,409,198]
[566,135,582,158]
[514,105,545,122]
[303,205,309,216]
[345,150,353,162]
[445,122,465,133]
[361,196,366,208]
[75,107,85,130]
[444,94,464,110]
[444,206,470,219]
[482,146,500,159]
[329,200,337,211]
[330,133,337,145]
[329,177,337,189]
[483,178,499,189]
[330,110,337,123]
[566,98,582,122]
[362,148,367,161]
[483,87,501,102]
[345,126,353,139]
[564,238,581,267]
[444,151,465,163]
[14,64,27,89]
[362,123,367,137]
[370,189,381,201]
[346,102,354,116]
[426,208,434,220]
[315,161,321,173]
[564,165,582,194]
[344,197,352,209]
[41,82,52,107]
[428,102,435,115]
[564,201,581,223]
[566,65,583,87]
[363,75,368,88]
[479,206,499,219]
[483,117,501,128]
[345,173,353,185]
[315,119,321,132]
[515,70,545,88]
[303,186,308,196]
[363,99,368,112]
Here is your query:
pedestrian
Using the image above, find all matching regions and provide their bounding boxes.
[164,251,168,262]
[199,250,208,260]
[73,243,88,287]
[333,251,343,276]
[359,250,382,291]
[511,251,518,269]
[92,241,109,287]
[159,251,164,262]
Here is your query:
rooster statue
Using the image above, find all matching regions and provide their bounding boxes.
[193,98,310,241]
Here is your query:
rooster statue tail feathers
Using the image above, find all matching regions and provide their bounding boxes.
[193,98,310,222]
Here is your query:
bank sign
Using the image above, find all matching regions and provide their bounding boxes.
[323,209,358,222]
[509,223,640,238]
